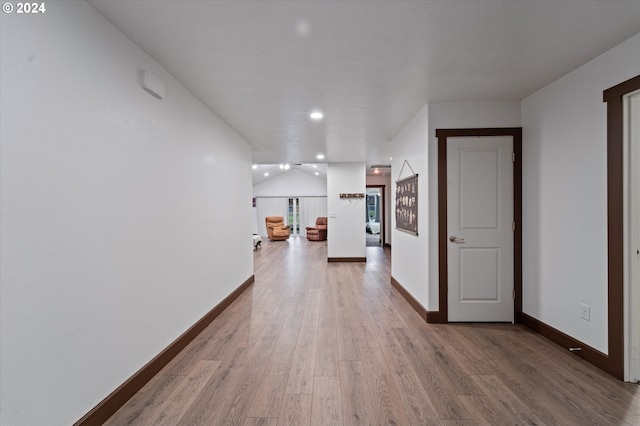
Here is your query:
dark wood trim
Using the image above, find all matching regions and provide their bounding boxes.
[513,133,524,323]
[390,276,446,324]
[328,257,366,263]
[520,313,609,372]
[604,74,640,101]
[607,95,625,380]
[74,275,255,426]
[603,74,640,380]
[426,310,447,324]
[435,128,523,323]
[384,243,391,249]
[366,184,386,247]
[437,135,449,322]
[391,276,427,321]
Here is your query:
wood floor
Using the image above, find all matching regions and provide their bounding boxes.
[106,238,640,425]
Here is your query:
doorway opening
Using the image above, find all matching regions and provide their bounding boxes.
[604,74,640,380]
[288,197,301,236]
[436,127,522,324]
[366,186,385,247]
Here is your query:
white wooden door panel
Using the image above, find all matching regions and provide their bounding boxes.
[448,136,514,322]
[459,248,499,301]
[460,149,499,230]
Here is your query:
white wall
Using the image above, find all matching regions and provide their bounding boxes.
[521,32,640,354]
[391,104,430,307]
[327,163,366,258]
[366,174,392,246]
[427,101,521,310]
[0,2,253,425]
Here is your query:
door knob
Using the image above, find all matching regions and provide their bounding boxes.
[449,236,465,243]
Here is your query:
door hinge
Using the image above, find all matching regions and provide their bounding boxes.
[512,152,515,162]
[513,289,516,300]
[512,221,516,231]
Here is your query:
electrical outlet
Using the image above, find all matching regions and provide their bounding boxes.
[580,303,590,321]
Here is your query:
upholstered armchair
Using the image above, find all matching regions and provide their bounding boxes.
[306,217,327,241]
[265,216,290,241]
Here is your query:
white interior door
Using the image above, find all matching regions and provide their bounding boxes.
[447,136,514,322]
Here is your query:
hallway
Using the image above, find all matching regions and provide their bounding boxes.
[106,238,640,425]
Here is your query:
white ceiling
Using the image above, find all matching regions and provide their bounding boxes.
[89,0,640,171]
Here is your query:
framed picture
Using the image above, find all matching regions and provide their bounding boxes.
[395,174,418,235]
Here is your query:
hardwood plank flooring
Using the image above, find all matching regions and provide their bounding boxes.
[311,377,343,425]
[105,238,640,425]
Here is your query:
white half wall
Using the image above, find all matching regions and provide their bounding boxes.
[0,2,253,425]
[427,101,521,310]
[521,32,640,354]
[327,163,366,258]
[391,104,430,307]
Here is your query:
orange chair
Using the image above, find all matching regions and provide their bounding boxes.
[306,217,327,241]
[265,216,290,241]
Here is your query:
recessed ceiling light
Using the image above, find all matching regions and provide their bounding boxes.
[310,111,323,120]
[315,172,319,176]
[284,164,290,170]
[252,164,258,169]
[312,165,317,168]
[295,19,310,36]
[316,153,325,160]
[264,172,269,177]
[279,164,284,170]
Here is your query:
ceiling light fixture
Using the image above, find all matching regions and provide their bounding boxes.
[279,164,284,169]
[284,164,290,170]
[310,111,323,120]
[295,19,310,36]
[315,172,319,176]
[252,164,258,169]
[264,172,269,177]
[316,154,325,160]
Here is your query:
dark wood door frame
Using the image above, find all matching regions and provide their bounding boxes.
[366,185,385,247]
[603,74,640,380]
[434,128,523,324]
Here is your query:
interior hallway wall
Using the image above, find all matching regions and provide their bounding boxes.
[327,163,366,259]
[0,2,253,424]
[391,103,430,307]
[521,31,640,354]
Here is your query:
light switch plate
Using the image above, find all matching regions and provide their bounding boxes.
[580,303,590,321]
